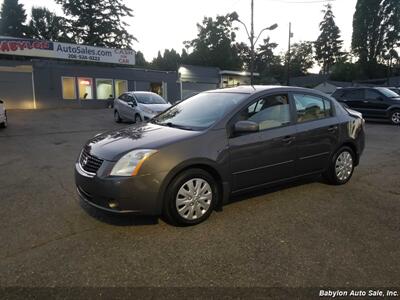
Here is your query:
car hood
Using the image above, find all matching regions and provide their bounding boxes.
[85,123,199,161]
[139,103,171,113]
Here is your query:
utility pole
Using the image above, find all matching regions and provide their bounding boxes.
[286,22,292,86]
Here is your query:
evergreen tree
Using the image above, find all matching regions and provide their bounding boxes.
[0,0,27,37]
[151,49,181,71]
[315,3,343,74]
[135,51,148,67]
[352,0,400,76]
[27,7,71,42]
[56,0,136,48]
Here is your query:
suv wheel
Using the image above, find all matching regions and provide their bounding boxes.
[114,111,121,123]
[163,168,218,226]
[390,110,400,125]
[323,147,355,185]
[135,114,142,124]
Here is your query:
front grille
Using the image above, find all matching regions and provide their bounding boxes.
[79,148,103,174]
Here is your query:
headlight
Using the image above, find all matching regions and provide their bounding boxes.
[141,106,155,114]
[110,149,158,177]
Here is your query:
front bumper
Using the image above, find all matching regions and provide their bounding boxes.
[75,162,167,215]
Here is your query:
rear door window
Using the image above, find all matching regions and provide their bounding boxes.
[344,89,364,100]
[294,94,333,123]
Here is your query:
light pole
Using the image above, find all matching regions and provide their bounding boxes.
[286,22,293,86]
[231,0,278,85]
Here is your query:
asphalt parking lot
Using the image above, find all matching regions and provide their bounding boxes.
[0,109,399,290]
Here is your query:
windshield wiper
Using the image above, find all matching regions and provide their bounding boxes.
[155,121,196,131]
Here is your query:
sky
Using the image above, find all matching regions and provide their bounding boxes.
[8,0,357,70]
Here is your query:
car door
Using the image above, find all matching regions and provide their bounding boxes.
[361,89,389,117]
[125,94,138,121]
[340,89,365,113]
[292,93,339,175]
[116,93,129,119]
[228,93,297,192]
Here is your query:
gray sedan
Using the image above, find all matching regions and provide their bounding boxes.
[75,86,365,226]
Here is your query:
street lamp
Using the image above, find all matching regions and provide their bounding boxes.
[231,1,278,85]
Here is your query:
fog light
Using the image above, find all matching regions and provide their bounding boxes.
[108,201,119,209]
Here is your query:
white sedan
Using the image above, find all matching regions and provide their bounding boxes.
[0,100,7,128]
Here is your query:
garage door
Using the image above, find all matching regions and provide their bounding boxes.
[182,82,218,100]
[0,65,34,109]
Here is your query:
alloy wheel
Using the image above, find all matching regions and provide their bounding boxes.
[335,151,353,182]
[391,112,400,124]
[175,178,212,221]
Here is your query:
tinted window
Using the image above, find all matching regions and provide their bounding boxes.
[375,87,399,98]
[135,93,166,104]
[239,94,291,130]
[153,92,247,130]
[365,90,382,100]
[344,89,363,100]
[294,94,332,123]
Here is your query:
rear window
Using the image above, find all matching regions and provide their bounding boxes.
[135,93,167,104]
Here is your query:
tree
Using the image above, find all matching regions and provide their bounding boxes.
[0,0,27,37]
[184,14,242,70]
[152,49,181,71]
[135,51,148,67]
[287,41,314,77]
[315,3,344,74]
[56,0,136,48]
[352,0,400,77]
[27,7,71,42]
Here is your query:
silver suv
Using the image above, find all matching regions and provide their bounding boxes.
[114,91,171,123]
[0,100,7,128]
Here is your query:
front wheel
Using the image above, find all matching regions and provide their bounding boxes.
[389,110,400,125]
[323,147,355,185]
[114,111,122,123]
[0,114,7,128]
[163,168,218,226]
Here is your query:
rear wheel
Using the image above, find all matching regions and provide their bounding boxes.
[114,111,121,123]
[389,110,400,125]
[323,147,355,185]
[135,114,142,124]
[163,168,218,226]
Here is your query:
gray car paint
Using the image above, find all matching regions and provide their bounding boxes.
[75,86,365,215]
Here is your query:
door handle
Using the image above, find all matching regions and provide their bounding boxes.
[281,136,295,143]
[328,126,338,132]
[363,100,368,103]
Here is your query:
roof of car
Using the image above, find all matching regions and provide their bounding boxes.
[204,85,328,95]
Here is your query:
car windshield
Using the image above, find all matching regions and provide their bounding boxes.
[135,93,167,104]
[376,87,400,98]
[152,92,248,130]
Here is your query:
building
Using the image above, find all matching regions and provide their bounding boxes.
[178,65,258,99]
[0,36,179,109]
[0,36,257,109]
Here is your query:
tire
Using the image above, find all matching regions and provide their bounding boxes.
[163,168,218,226]
[323,147,355,185]
[389,110,400,125]
[0,114,7,128]
[135,114,142,124]
[114,111,121,123]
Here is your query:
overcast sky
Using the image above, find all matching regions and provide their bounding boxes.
[9,0,357,69]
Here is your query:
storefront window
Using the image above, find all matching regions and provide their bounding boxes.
[62,77,76,100]
[115,80,128,97]
[96,79,114,100]
[78,77,93,100]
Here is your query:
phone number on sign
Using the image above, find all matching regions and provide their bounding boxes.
[68,54,100,61]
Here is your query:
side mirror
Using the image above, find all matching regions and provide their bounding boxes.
[234,121,259,133]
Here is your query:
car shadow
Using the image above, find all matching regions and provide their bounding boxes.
[79,199,159,226]
[226,174,323,206]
